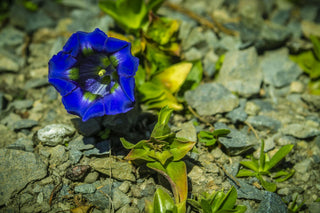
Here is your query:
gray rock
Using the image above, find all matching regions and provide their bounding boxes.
[229,179,264,201]
[69,148,83,164]
[185,83,239,116]
[45,86,58,101]
[68,136,95,151]
[74,184,96,194]
[216,35,242,53]
[0,124,17,148]
[47,145,68,166]
[10,5,54,32]
[116,204,140,213]
[301,94,320,111]
[256,191,288,213]
[308,202,320,213]
[260,49,302,88]
[0,149,47,206]
[246,115,281,132]
[24,78,49,89]
[282,123,320,139]
[13,119,38,130]
[131,178,156,198]
[184,47,203,61]
[256,22,292,50]
[178,21,196,41]
[89,157,136,182]
[85,184,112,209]
[37,124,75,146]
[71,118,101,137]
[294,158,313,174]
[7,137,34,152]
[175,121,197,142]
[215,123,256,155]
[203,50,219,77]
[216,47,262,97]
[0,92,6,112]
[0,26,26,49]
[113,188,131,210]
[245,101,261,116]
[271,9,290,25]
[0,50,21,72]
[10,99,33,110]
[226,99,248,123]
[182,27,205,50]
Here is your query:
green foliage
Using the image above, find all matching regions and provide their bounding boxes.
[290,35,320,95]
[287,194,305,213]
[198,129,230,147]
[121,106,196,212]
[237,140,294,192]
[99,0,165,32]
[188,186,247,213]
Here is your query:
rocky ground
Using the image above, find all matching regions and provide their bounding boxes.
[0,0,320,212]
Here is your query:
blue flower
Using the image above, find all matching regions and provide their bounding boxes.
[48,28,139,121]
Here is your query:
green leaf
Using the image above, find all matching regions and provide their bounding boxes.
[153,188,175,213]
[125,148,155,162]
[237,169,257,177]
[178,60,203,95]
[233,205,247,213]
[120,137,149,149]
[310,35,320,60]
[151,106,173,138]
[215,54,225,72]
[148,150,173,165]
[152,62,193,93]
[200,199,212,213]
[135,66,146,87]
[198,131,216,146]
[239,160,259,172]
[211,191,227,212]
[266,144,294,171]
[187,199,202,211]
[138,82,165,102]
[170,138,196,161]
[211,129,231,137]
[146,0,166,12]
[220,187,237,210]
[256,174,277,192]
[146,43,173,77]
[166,161,188,203]
[273,169,295,182]
[259,140,266,172]
[99,0,147,31]
[146,17,180,45]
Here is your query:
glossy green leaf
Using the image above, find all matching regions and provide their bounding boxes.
[239,160,259,172]
[120,137,149,149]
[152,62,193,93]
[212,129,231,137]
[310,35,320,60]
[273,169,295,182]
[148,150,173,165]
[266,144,294,170]
[219,187,237,210]
[256,174,276,192]
[166,161,188,203]
[237,169,256,177]
[138,82,165,102]
[170,138,196,161]
[153,188,175,213]
[211,191,227,212]
[125,148,155,162]
[178,60,203,96]
[259,140,266,172]
[99,0,147,30]
[151,106,173,138]
[146,17,180,45]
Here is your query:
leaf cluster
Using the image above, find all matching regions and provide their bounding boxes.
[121,106,196,212]
[290,35,320,95]
[188,186,247,213]
[237,140,294,192]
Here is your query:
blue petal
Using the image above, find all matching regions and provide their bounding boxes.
[62,32,85,57]
[82,101,105,121]
[119,76,135,102]
[113,45,139,77]
[86,28,108,52]
[103,87,134,115]
[104,37,129,53]
[48,78,77,96]
[61,87,92,118]
[48,52,77,79]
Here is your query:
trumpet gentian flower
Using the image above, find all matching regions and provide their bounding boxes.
[48,28,139,121]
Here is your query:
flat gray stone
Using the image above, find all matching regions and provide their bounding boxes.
[10,99,33,110]
[112,188,131,210]
[214,123,256,155]
[246,115,281,132]
[301,94,320,111]
[226,99,248,123]
[175,121,197,142]
[282,123,320,139]
[0,149,47,206]
[74,184,96,194]
[261,49,302,87]
[13,119,38,130]
[216,47,262,97]
[185,83,239,116]
[229,179,264,201]
[37,124,75,146]
[257,191,288,213]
